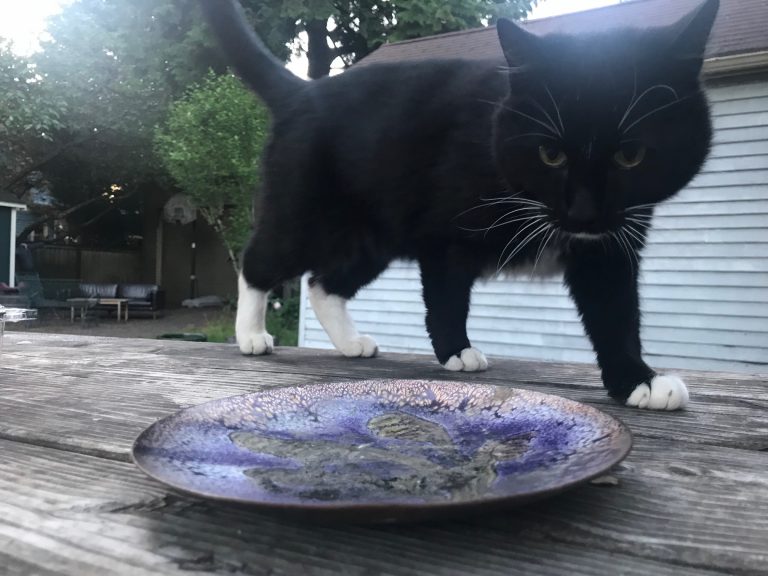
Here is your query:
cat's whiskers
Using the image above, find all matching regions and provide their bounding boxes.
[496,218,547,274]
[483,214,545,238]
[531,225,560,278]
[482,196,545,207]
[504,132,559,144]
[622,93,695,135]
[500,222,553,273]
[497,220,552,275]
[530,100,562,138]
[612,229,640,275]
[544,83,566,135]
[499,105,561,137]
[453,197,545,221]
[478,192,522,202]
[625,216,651,228]
[453,198,520,219]
[618,83,679,132]
[624,202,657,210]
[458,208,543,234]
[482,206,544,229]
[623,229,642,271]
[622,223,647,248]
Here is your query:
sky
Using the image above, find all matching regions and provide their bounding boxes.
[0,0,70,55]
[0,0,620,59]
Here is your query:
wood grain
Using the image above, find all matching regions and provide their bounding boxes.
[6,333,768,398]
[1,439,764,576]
[1,333,767,575]
[1,335,767,459]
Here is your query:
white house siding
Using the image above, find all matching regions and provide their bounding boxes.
[300,76,768,373]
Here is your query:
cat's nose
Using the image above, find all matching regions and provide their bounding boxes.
[567,188,598,223]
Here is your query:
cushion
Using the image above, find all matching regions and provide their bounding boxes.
[118,284,159,301]
[80,283,118,299]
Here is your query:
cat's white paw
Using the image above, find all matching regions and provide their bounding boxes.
[443,347,488,372]
[237,331,274,356]
[626,374,689,411]
[236,274,272,355]
[338,335,379,358]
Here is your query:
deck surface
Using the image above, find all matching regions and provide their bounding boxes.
[1,333,766,575]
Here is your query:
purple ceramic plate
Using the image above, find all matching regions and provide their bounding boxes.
[133,380,631,522]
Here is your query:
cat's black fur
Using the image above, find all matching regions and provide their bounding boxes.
[200,0,718,404]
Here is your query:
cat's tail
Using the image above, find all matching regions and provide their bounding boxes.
[199,0,304,110]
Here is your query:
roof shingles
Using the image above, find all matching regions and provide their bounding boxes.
[359,0,768,67]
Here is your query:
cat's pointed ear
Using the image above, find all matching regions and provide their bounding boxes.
[496,18,540,69]
[669,0,719,61]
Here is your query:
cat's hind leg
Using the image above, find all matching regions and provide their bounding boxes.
[308,259,388,358]
[236,273,273,355]
[308,281,378,357]
[237,224,302,356]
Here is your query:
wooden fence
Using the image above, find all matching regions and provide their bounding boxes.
[33,246,142,284]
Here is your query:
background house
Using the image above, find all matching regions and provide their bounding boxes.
[0,192,25,287]
[299,0,768,373]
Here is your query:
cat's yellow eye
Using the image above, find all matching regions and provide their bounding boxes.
[613,143,647,169]
[539,145,567,168]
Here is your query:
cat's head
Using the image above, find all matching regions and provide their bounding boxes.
[492,0,718,238]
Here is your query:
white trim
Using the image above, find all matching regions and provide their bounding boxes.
[704,51,768,78]
[9,208,17,287]
[298,273,309,347]
[0,201,25,209]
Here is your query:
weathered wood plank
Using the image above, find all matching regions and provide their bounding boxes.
[5,333,767,399]
[1,439,764,576]
[1,335,766,458]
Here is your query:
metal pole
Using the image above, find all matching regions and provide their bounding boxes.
[190,220,198,300]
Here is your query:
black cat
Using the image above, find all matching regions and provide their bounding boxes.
[200,0,718,410]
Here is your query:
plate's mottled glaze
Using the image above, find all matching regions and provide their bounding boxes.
[133,380,631,522]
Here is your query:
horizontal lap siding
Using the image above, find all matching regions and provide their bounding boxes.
[300,78,768,373]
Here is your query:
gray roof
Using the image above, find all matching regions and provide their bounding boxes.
[0,192,26,208]
[359,0,768,67]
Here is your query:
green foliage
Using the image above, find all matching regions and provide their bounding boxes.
[266,294,300,347]
[2,0,537,246]
[36,0,220,136]
[30,0,228,189]
[198,295,300,347]
[258,0,538,74]
[196,314,236,344]
[389,0,537,41]
[155,72,270,262]
[0,42,67,191]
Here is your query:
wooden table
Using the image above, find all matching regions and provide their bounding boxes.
[0,332,766,576]
[67,297,97,324]
[98,297,130,322]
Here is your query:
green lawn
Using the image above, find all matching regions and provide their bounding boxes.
[197,294,299,346]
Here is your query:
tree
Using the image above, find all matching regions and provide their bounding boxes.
[7,0,245,245]
[155,72,269,276]
[0,41,68,196]
[258,0,539,78]
[4,0,535,246]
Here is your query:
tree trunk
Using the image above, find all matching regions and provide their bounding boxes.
[306,19,333,79]
[201,209,241,278]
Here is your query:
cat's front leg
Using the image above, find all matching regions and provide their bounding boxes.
[419,257,487,372]
[564,245,688,410]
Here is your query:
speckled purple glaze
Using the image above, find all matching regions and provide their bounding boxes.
[133,380,631,520]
